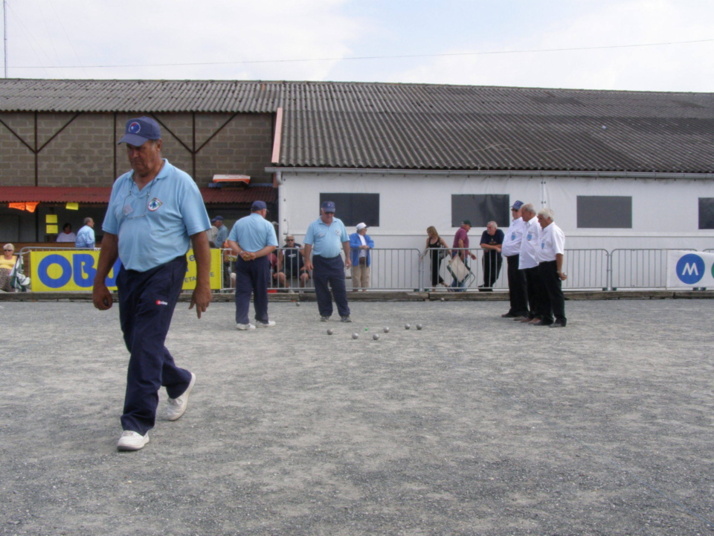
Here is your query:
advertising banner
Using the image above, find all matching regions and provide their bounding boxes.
[30,249,223,292]
[666,250,714,289]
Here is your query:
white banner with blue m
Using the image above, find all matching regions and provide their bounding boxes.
[666,250,714,289]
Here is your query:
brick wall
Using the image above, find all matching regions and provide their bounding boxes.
[0,113,36,186]
[0,112,275,187]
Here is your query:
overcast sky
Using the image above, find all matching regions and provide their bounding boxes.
[2,0,712,92]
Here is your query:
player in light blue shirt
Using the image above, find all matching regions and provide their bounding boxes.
[304,201,352,322]
[102,161,210,272]
[74,217,96,249]
[227,200,278,329]
[92,116,211,453]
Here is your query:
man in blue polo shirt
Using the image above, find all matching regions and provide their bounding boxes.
[93,116,212,452]
[303,201,352,322]
[75,217,96,249]
[227,200,278,330]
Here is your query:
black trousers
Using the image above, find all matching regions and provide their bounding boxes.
[537,260,566,325]
[117,256,192,434]
[523,266,544,319]
[482,252,502,287]
[505,254,528,316]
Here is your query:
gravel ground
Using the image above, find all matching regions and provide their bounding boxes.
[1,298,712,536]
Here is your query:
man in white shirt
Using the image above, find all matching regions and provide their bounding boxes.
[534,208,567,328]
[56,223,76,243]
[500,200,528,318]
[516,204,543,324]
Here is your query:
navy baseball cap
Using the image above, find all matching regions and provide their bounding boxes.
[211,215,224,223]
[511,200,524,210]
[251,200,267,211]
[118,117,162,146]
[321,201,336,212]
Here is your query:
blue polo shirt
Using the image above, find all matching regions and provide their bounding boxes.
[102,159,210,272]
[227,213,278,252]
[75,225,95,249]
[304,217,349,258]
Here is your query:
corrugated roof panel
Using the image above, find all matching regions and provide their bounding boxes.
[1,79,713,173]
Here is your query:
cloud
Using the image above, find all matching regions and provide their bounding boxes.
[6,0,360,80]
[384,0,714,91]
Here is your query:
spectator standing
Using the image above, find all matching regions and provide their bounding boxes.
[479,221,504,291]
[303,201,352,322]
[56,223,76,243]
[349,223,374,291]
[500,202,528,317]
[534,208,567,328]
[451,220,476,290]
[209,216,228,249]
[227,200,278,330]
[75,217,96,249]
[92,116,212,452]
[422,226,449,290]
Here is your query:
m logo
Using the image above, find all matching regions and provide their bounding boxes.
[676,254,705,285]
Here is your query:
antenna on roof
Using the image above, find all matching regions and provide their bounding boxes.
[2,0,6,78]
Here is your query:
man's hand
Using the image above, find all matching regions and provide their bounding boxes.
[93,283,113,310]
[189,284,212,319]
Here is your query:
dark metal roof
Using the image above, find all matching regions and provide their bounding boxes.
[0,185,277,206]
[1,79,713,173]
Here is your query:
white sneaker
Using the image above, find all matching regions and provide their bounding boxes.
[117,430,149,451]
[256,320,276,328]
[167,372,196,421]
[236,323,256,330]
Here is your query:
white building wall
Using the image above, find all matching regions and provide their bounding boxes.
[276,170,714,253]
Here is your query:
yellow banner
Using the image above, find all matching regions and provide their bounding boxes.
[30,249,222,292]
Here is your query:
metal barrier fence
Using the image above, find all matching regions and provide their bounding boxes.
[609,249,697,290]
[9,246,708,293]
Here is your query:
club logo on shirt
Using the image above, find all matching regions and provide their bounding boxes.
[148,197,162,211]
[155,300,168,306]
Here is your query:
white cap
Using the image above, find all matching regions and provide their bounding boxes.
[356,222,367,230]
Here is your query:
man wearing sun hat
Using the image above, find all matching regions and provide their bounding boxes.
[93,116,212,452]
[349,222,374,291]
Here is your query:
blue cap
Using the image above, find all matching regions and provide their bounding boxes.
[118,116,162,146]
[511,200,524,210]
[251,200,267,211]
[321,201,336,212]
[211,215,224,222]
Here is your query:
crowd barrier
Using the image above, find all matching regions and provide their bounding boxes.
[9,246,710,293]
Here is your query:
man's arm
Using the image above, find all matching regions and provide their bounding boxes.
[92,232,119,310]
[189,231,212,318]
[342,241,352,269]
[277,249,285,271]
[556,253,567,280]
[303,244,313,271]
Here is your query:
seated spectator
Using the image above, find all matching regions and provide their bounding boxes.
[56,223,76,243]
[0,243,18,292]
[275,235,310,289]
